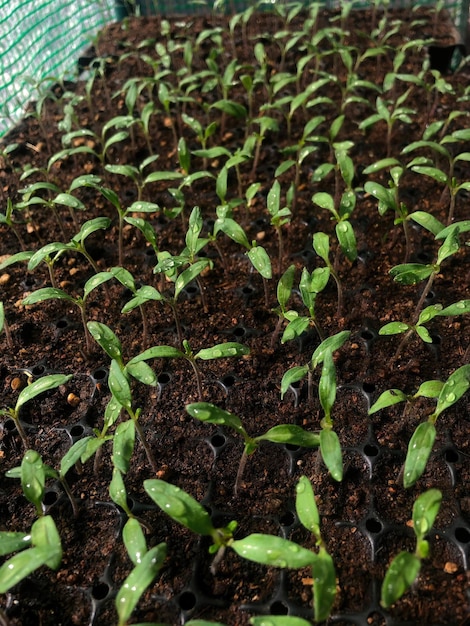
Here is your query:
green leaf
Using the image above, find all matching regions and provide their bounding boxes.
[280,365,309,399]
[231,534,314,569]
[312,191,335,213]
[336,219,357,261]
[258,425,320,448]
[414,380,443,399]
[295,475,320,536]
[211,99,247,119]
[196,342,250,360]
[0,531,30,557]
[115,543,167,625]
[125,360,157,386]
[23,287,75,306]
[27,242,71,270]
[30,516,62,569]
[277,264,295,311]
[122,518,148,566]
[438,299,470,317]
[281,316,310,344]
[144,479,214,536]
[408,211,444,236]
[412,488,442,539]
[113,420,136,474]
[108,359,133,412]
[411,165,448,183]
[403,421,436,488]
[368,389,407,414]
[416,326,432,343]
[379,321,410,335]
[74,217,111,244]
[381,551,421,608]
[389,263,433,285]
[0,250,34,270]
[312,231,330,264]
[0,546,56,593]
[311,331,350,369]
[110,466,129,511]
[247,245,272,279]
[15,374,72,413]
[319,350,336,420]
[186,402,248,438]
[87,321,123,362]
[417,304,443,325]
[311,548,337,622]
[434,364,470,418]
[83,272,113,300]
[174,259,211,299]
[128,345,184,363]
[60,436,93,478]
[216,217,250,248]
[436,227,460,265]
[21,450,45,513]
[320,429,343,482]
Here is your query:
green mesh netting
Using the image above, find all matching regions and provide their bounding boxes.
[0,0,468,138]
[0,0,115,137]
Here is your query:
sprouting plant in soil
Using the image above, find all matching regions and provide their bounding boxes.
[0,451,65,593]
[381,488,442,607]
[369,365,470,487]
[186,401,320,494]
[0,373,72,449]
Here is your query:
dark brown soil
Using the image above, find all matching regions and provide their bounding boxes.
[0,6,469,626]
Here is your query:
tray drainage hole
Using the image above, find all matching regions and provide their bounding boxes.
[221,374,236,387]
[30,364,47,376]
[55,318,70,330]
[178,590,197,611]
[365,518,383,534]
[444,448,459,463]
[363,443,379,458]
[69,424,86,438]
[92,367,108,382]
[3,418,17,433]
[270,600,289,615]
[454,527,470,544]
[157,372,171,385]
[279,510,296,527]
[211,433,226,448]
[43,490,59,506]
[362,382,376,394]
[91,581,111,600]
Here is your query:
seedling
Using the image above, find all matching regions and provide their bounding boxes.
[360,91,416,158]
[144,478,237,572]
[387,224,461,332]
[266,179,292,275]
[0,373,72,449]
[379,299,470,358]
[381,489,442,607]
[22,272,113,354]
[144,478,323,589]
[402,127,470,224]
[0,301,13,349]
[370,365,470,487]
[281,330,351,407]
[214,205,272,306]
[312,232,344,316]
[186,401,320,494]
[6,448,78,517]
[0,514,62,594]
[295,475,337,621]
